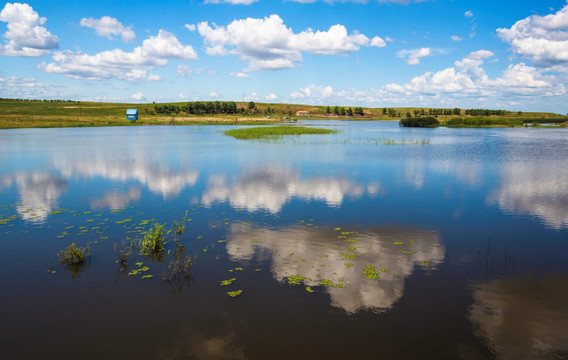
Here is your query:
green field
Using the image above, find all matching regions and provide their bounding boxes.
[1,98,566,129]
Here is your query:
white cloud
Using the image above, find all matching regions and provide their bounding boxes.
[244,92,258,101]
[38,30,197,81]
[464,10,473,18]
[0,75,63,99]
[497,3,568,67]
[451,35,463,42]
[184,24,196,31]
[80,16,135,42]
[0,2,59,57]
[197,14,385,71]
[131,92,144,101]
[397,47,432,65]
[177,64,191,77]
[230,72,250,78]
[209,92,219,98]
[265,93,278,100]
[204,0,258,4]
[287,50,566,109]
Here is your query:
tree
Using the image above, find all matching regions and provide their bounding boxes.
[248,101,256,111]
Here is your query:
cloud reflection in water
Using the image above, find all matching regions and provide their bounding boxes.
[469,273,568,359]
[202,167,366,213]
[227,223,444,313]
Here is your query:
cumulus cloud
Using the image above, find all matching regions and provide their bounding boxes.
[184,24,196,31]
[288,50,566,109]
[0,75,64,99]
[80,16,135,42]
[497,3,568,67]
[265,93,278,100]
[38,30,197,81]
[397,47,432,65]
[451,35,463,42]
[0,2,59,57]
[131,92,144,101]
[197,14,385,71]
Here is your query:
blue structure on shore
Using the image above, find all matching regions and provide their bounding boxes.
[126,109,138,120]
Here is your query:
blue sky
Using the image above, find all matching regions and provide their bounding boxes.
[1,0,567,113]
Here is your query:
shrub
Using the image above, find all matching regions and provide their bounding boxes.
[399,117,440,128]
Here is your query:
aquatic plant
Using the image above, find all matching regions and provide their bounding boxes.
[113,238,134,266]
[363,265,379,280]
[57,241,91,279]
[220,278,237,286]
[172,211,188,237]
[58,241,89,266]
[139,223,166,258]
[224,126,338,140]
[227,290,242,297]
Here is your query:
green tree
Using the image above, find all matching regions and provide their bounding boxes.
[248,101,256,111]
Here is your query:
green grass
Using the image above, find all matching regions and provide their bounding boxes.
[2,99,566,129]
[57,241,91,278]
[443,117,524,127]
[224,126,338,140]
[139,223,166,259]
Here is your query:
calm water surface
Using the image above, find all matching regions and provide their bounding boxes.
[1,121,567,359]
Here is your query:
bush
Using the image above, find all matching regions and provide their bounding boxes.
[399,117,440,128]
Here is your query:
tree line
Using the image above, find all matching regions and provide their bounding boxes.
[325,106,365,116]
[154,101,240,115]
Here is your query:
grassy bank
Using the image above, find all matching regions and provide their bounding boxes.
[1,99,566,129]
[224,126,338,140]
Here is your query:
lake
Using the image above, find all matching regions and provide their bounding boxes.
[1,121,567,359]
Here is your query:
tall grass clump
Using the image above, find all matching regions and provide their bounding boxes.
[224,126,338,140]
[163,242,194,298]
[114,238,135,266]
[445,117,523,127]
[57,241,90,278]
[139,223,166,259]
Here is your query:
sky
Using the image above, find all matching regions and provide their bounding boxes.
[1,0,567,113]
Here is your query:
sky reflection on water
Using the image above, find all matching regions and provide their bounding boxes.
[1,122,567,359]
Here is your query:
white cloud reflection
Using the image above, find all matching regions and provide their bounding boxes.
[201,167,365,213]
[51,150,199,198]
[0,172,67,223]
[469,274,568,359]
[91,187,141,210]
[227,223,444,313]
[488,161,568,229]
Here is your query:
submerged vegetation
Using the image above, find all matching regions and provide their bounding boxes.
[57,241,91,279]
[224,126,338,140]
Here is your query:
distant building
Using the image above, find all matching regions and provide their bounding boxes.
[296,110,309,117]
[126,109,138,120]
